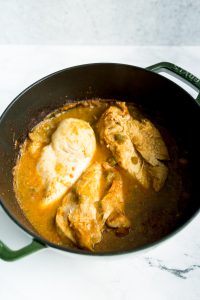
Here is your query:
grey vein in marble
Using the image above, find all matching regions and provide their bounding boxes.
[145,257,200,279]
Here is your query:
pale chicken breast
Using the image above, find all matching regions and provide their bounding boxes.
[97,103,169,191]
[37,118,96,206]
[56,162,130,250]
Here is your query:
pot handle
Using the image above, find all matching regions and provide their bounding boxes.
[0,239,45,261]
[146,62,200,104]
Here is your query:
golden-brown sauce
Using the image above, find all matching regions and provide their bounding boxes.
[14,100,189,252]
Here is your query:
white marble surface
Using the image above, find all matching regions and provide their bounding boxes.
[0,46,200,300]
[0,0,200,45]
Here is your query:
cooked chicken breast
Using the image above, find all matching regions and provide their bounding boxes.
[56,162,103,250]
[148,162,168,192]
[97,105,150,188]
[37,118,96,206]
[97,103,169,191]
[56,162,130,250]
[101,163,130,233]
[128,118,169,166]
[128,112,169,191]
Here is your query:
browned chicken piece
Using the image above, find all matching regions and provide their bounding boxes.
[56,162,130,250]
[101,163,130,233]
[56,162,103,250]
[97,106,150,189]
[97,102,169,191]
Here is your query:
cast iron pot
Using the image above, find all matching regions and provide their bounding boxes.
[0,62,200,261]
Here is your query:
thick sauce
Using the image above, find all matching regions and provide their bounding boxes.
[14,100,189,252]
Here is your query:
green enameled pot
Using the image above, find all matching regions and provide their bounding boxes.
[0,62,200,261]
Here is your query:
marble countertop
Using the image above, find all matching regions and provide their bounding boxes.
[1,1,200,45]
[0,46,200,300]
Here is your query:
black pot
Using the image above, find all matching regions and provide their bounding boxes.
[0,62,200,261]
